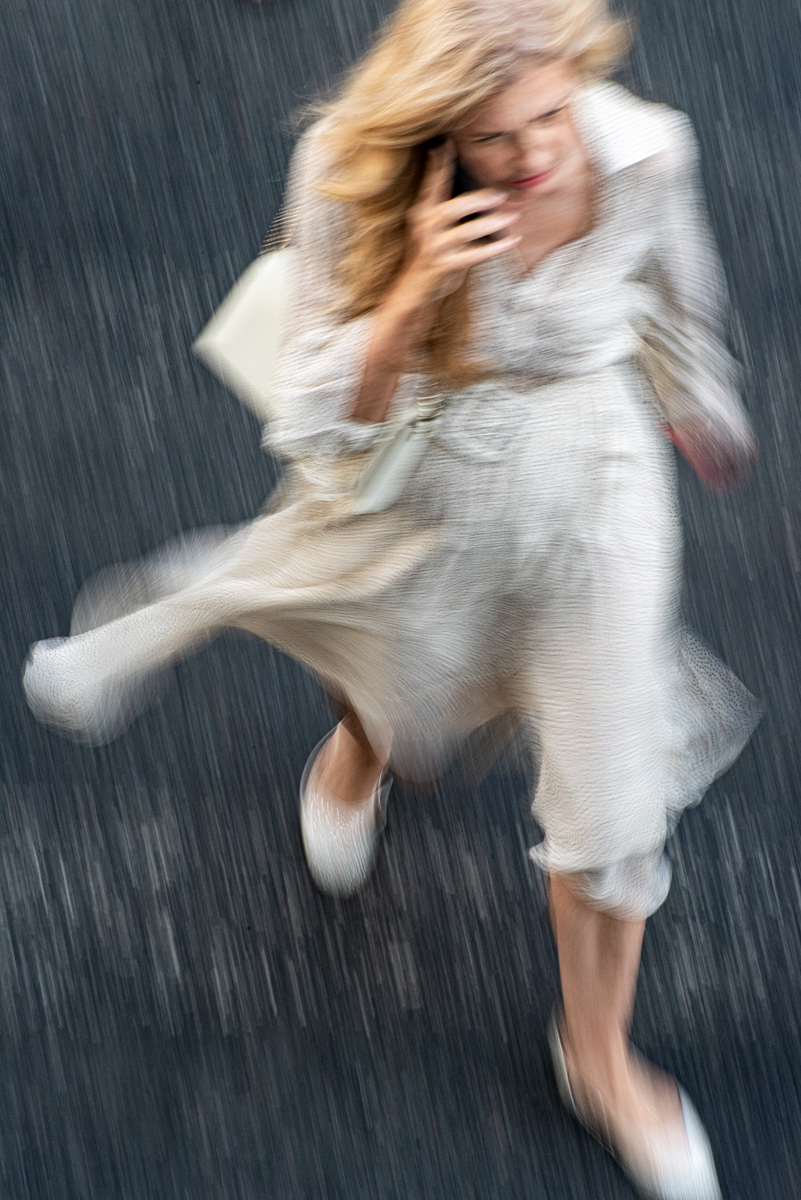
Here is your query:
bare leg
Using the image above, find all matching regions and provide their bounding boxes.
[316,710,388,807]
[550,873,681,1133]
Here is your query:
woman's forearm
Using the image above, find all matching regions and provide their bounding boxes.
[348,283,437,424]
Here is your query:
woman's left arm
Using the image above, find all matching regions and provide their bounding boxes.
[638,123,757,493]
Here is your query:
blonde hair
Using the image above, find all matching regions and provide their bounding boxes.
[314,0,630,386]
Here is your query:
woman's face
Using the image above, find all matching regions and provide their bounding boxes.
[451,59,585,198]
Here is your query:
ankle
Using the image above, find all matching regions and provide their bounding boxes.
[563,1035,681,1130]
[561,1026,633,1099]
[317,725,386,806]
[333,723,385,776]
[561,1016,626,1073]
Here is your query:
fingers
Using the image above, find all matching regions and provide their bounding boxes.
[439,209,519,249]
[443,234,522,271]
[668,421,758,494]
[407,145,519,297]
[410,193,515,250]
[706,442,757,493]
[440,189,508,223]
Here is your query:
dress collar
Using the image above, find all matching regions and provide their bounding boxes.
[572,81,681,176]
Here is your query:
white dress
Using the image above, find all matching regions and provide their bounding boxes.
[23,83,760,894]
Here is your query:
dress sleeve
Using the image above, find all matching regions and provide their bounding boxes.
[265,126,420,463]
[635,122,755,461]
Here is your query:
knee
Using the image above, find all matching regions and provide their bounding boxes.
[554,849,672,922]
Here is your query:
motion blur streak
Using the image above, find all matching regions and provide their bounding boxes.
[2,0,800,1196]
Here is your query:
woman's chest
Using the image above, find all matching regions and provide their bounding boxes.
[477,181,659,349]
[510,185,595,275]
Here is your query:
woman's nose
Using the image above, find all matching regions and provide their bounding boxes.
[510,128,551,169]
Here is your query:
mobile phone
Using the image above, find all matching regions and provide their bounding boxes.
[452,161,495,241]
[422,137,495,239]
[451,160,481,200]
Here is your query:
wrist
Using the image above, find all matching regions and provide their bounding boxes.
[386,269,435,317]
[374,279,436,369]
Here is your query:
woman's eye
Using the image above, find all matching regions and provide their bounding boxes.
[476,133,503,144]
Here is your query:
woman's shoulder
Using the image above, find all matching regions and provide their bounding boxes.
[287,117,340,187]
[577,81,700,177]
[282,118,347,241]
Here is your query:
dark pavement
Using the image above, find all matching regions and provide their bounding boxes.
[2,0,801,1195]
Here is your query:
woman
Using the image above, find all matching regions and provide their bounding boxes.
[24,0,759,1195]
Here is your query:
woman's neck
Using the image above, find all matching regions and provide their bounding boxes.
[504,153,595,273]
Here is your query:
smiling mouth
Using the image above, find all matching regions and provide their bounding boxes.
[508,167,556,189]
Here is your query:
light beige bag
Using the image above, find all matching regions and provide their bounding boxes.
[194,248,443,514]
[194,248,296,426]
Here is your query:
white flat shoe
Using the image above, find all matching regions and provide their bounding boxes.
[549,1014,722,1200]
[299,726,391,898]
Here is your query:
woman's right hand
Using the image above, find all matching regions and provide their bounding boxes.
[349,144,519,425]
[392,142,521,309]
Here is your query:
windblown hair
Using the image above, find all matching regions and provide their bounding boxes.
[312,0,630,387]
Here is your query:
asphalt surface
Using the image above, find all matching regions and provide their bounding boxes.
[3,0,801,1196]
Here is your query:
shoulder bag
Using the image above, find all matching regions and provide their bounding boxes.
[193,245,443,515]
